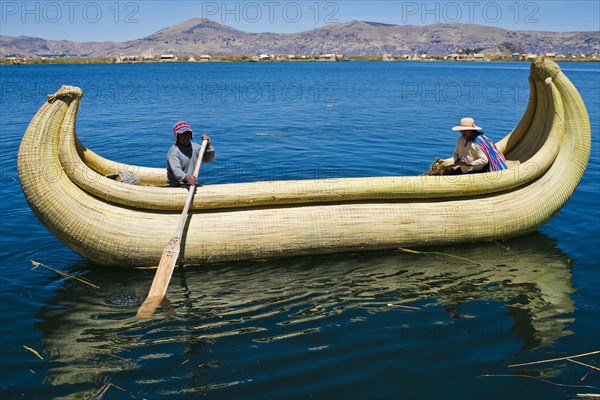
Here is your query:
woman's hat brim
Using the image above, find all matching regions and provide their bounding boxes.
[452,125,482,131]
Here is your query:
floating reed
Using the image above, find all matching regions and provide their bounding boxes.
[508,350,600,368]
[398,247,484,266]
[22,345,43,360]
[31,261,100,289]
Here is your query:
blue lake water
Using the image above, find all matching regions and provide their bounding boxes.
[0,61,598,399]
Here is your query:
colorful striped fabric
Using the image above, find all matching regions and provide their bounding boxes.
[473,134,508,172]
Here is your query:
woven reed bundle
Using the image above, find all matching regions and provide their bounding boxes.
[17,58,590,267]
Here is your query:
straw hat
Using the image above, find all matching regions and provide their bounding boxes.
[452,117,482,131]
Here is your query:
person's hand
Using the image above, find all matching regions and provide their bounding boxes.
[184,175,198,186]
[454,157,471,166]
[201,134,211,147]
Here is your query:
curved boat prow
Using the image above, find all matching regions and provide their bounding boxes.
[17,58,591,267]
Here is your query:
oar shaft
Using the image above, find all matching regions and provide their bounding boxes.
[174,139,208,237]
[137,139,209,318]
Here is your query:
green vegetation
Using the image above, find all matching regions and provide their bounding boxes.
[2,57,116,65]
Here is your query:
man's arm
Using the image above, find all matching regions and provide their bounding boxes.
[200,134,215,163]
[203,146,215,163]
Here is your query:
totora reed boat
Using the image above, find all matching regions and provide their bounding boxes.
[18,58,590,267]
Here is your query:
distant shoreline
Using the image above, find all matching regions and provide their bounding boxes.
[2,55,598,65]
[3,19,598,65]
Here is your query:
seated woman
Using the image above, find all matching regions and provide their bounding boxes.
[450,117,508,175]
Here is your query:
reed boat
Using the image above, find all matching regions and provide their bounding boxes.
[18,58,590,267]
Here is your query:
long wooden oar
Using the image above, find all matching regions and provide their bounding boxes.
[137,139,208,317]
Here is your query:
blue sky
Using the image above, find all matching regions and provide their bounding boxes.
[1,1,599,41]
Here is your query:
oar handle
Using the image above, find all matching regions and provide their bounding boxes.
[191,139,209,184]
[174,139,208,237]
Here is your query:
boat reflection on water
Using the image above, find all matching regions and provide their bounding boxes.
[36,232,575,394]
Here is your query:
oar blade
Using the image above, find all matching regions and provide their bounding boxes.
[136,237,181,318]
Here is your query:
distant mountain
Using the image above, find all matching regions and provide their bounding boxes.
[1,19,598,58]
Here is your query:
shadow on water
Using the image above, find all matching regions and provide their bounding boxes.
[34,232,576,398]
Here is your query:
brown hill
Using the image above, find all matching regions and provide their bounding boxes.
[1,19,598,58]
